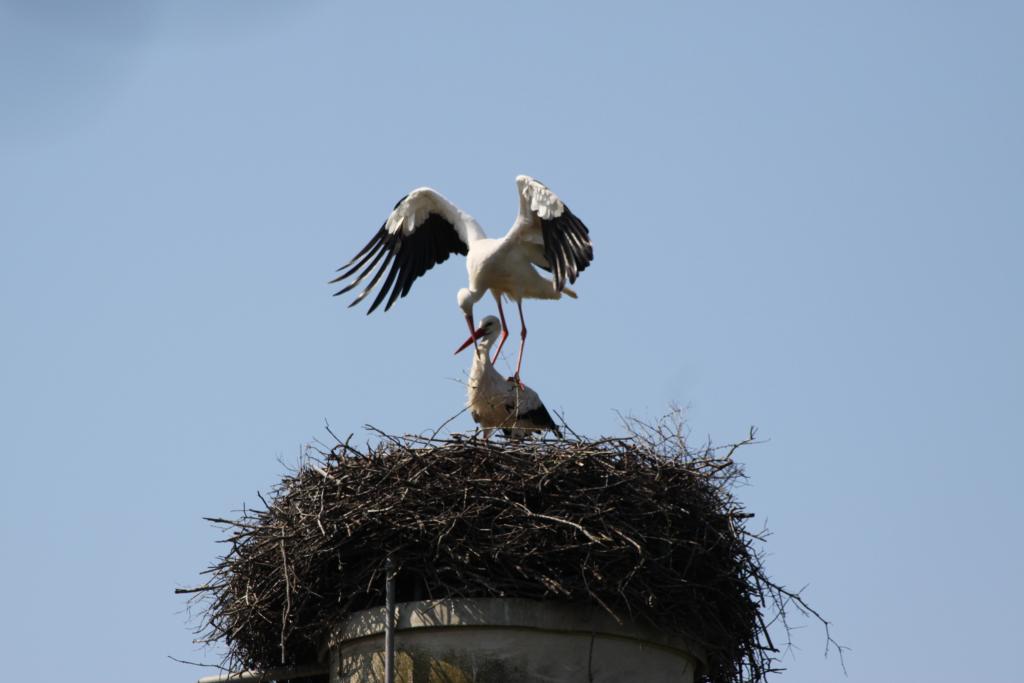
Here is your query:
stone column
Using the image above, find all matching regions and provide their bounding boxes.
[326,598,704,683]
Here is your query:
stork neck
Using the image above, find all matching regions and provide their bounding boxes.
[469,341,498,383]
[475,342,494,368]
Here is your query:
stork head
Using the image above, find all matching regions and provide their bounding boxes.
[476,315,502,345]
[457,287,481,316]
[455,315,502,354]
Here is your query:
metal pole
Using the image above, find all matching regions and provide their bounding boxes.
[384,556,396,683]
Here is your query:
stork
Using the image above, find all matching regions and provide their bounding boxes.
[456,316,561,439]
[331,175,593,382]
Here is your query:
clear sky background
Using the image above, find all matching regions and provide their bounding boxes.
[1,2,1021,681]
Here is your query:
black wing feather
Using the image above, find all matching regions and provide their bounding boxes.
[332,209,468,313]
[330,229,384,282]
[540,204,593,292]
[369,247,404,314]
[331,234,389,294]
[335,229,383,273]
[551,228,572,284]
[511,402,561,438]
[347,248,396,308]
[383,250,411,311]
[564,215,593,263]
[397,237,424,299]
[556,227,579,282]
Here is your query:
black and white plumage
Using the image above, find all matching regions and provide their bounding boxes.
[331,175,593,381]
[455,316,561,440]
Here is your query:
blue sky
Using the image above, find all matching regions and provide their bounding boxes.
[1,2,1021,681]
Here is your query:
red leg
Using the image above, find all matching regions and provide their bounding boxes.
[492,295,511,364]
[513,299,527,384]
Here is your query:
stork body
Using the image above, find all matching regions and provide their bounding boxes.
[464,237,574,303]
[457,316,561,439]
[331,176,593,381]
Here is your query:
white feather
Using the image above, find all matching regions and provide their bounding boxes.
[520,175,565,220]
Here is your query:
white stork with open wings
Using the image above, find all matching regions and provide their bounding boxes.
[330,175,593,382]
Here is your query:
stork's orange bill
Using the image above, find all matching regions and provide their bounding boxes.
[455,326,486,354]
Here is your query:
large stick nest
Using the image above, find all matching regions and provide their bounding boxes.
[182,418,835,683]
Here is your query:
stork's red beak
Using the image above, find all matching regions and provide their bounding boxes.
[455,326,486,354]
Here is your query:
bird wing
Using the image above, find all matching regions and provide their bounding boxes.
[506,380,562,437]
[517,402,561,437]
[330,188,486,313]
[504,175,594,292]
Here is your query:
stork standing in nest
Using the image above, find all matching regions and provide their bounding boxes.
[456,316,561,439]
[331,175,593,383]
